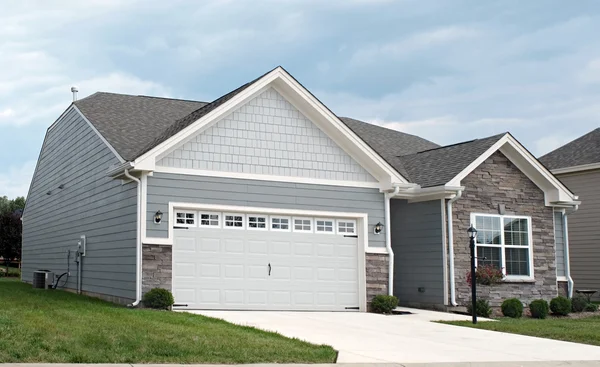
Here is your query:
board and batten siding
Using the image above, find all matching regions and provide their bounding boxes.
[145,172,386,248]
[22,107,138,301]
[556,169,600,300]
[554,211,566,278]
[390,199,445,307]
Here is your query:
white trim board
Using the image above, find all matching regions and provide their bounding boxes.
[552,162,600,175]
[132,67,408,189]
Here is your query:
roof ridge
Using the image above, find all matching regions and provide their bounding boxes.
[408,132,507,156]
[137,95,208,104]
[339,116,439,142]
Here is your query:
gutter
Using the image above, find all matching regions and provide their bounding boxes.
[384,185,400,296]
[446,190,463,306]
[563,205,578,298]
[123,168,143,307]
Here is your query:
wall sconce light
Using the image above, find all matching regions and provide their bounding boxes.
[374,222,383,235]
[154,210,163,224]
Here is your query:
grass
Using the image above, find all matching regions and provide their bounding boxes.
[0,279,337,363]
[442,316,600,346]
[0,267,20,277]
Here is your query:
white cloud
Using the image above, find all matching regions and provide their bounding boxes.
[0,160,36,198]
[534,135,577,156]
[0,108,15,119]
[578,58,600,84]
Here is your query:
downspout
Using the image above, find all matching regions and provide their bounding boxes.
[384,185,400,296]
[447,190,463,306]
[563,205,578,298]
[124,169,142,307]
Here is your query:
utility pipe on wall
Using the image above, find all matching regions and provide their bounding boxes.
[384,185,400,296]
[124,169,142,307]
[447,190,463,306]
[563,205,578,298]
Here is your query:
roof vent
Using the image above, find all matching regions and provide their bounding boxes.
[71,86,79,101]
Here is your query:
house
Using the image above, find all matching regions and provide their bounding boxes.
[21,66,579,311]
[539,128,600,301]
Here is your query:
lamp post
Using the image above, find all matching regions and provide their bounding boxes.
[467,224,478,324]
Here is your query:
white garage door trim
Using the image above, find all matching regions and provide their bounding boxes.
[167,202,368,311]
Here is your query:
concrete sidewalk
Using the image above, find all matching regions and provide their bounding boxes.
[4,362,600,366]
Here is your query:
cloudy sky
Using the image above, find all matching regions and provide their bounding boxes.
[2,0,599,198]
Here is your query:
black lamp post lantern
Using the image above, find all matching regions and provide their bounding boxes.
[154,210,163,224]
[467,224,478,324]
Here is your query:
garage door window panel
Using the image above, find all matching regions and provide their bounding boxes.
[315,219,335,234]
[293,217,313,233]
[224,213,245,229]
[271,216,291,232]
[337,220,356,235]
[175,211,196,227]
[199,212,220,227]
[248,214,268,230]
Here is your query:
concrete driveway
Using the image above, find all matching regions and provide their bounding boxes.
[184,308,600,364]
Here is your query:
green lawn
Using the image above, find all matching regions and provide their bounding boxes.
[443,317,600,346]
[0,279,337,363]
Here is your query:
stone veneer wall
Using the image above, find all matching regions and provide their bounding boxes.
[142,244,172,294]
[452,151,557,307]
[366,253,389,302]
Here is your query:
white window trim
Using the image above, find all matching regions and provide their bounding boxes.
[315,218,336,235]
[247,214,268,231]
[292,217,313,233]
[337,219,357,235]
[471,213,534,280]
[223,212,246,230]
[174,210,197,227]
[198,211,221,228]
[270,216,291,232]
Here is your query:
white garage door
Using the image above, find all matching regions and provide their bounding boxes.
[172,210,360,311]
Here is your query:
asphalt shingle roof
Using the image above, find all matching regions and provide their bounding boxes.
[538,128,600,170]
[398,133,506,187]
[74,93,207,161]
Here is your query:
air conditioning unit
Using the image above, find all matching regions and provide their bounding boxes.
[33,270,54,289]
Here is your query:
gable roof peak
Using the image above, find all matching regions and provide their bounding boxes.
[539,127,600,170]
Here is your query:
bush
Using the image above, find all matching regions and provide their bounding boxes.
[571,296,588,313]
[529,299,549,319]
[466,299,492,318]
[585,303,599,312]
[466,265,505,286]
[550,296,571,316]
[143,288,174,310]
[371,295,399,314]
[501,298,523,318]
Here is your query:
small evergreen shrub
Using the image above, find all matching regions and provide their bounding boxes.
[529,299,549,319]
[466,299,492,318]
[143,288,174,310]
[550,296,571,316]
[584,303,599,312]
[571,296,588,313]
[371,295,399,314]
[501,298,523,318]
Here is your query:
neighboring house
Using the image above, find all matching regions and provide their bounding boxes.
[22,67,579,311]
[539,128,600,301]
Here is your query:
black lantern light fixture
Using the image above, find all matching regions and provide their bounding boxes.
[374,222,383,235]
[154,210,163,224]
[467,224,478,324]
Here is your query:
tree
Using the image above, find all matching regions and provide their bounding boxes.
[0,196,25,272]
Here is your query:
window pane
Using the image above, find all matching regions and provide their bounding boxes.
[477,246,502,269]
[506,248,529,276]
[504,217,529,246]
[475,215,501,245]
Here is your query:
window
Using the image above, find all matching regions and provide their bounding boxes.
[271,216,290,231]
[199,212,220,227]
[473,214,533,278]
[337,220,356,234]
[224,213,245,229]
[175,211,196,226]
[293,217,312,232]
[315,219,335,234]
[248,215,267,230]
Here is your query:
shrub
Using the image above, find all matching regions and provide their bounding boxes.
[529,299,549,319]
[466,265,505,286]
[371,295,399,314]
[501,298,523,318]
[143,288,174,310]
[466,299,492,318]
[571,296,588,313]
[584,303,599,312]
[550,296,571,316]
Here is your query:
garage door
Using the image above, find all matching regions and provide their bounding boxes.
[172,210,360,311]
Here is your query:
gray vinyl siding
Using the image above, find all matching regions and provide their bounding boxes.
[557,169,600,300]
[21,107,137,300]
[390,199,444,306]
[554,211,566,277]
[146,172,385,247]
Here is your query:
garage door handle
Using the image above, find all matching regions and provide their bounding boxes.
[344,235,358,238]
[268,263,271,276]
